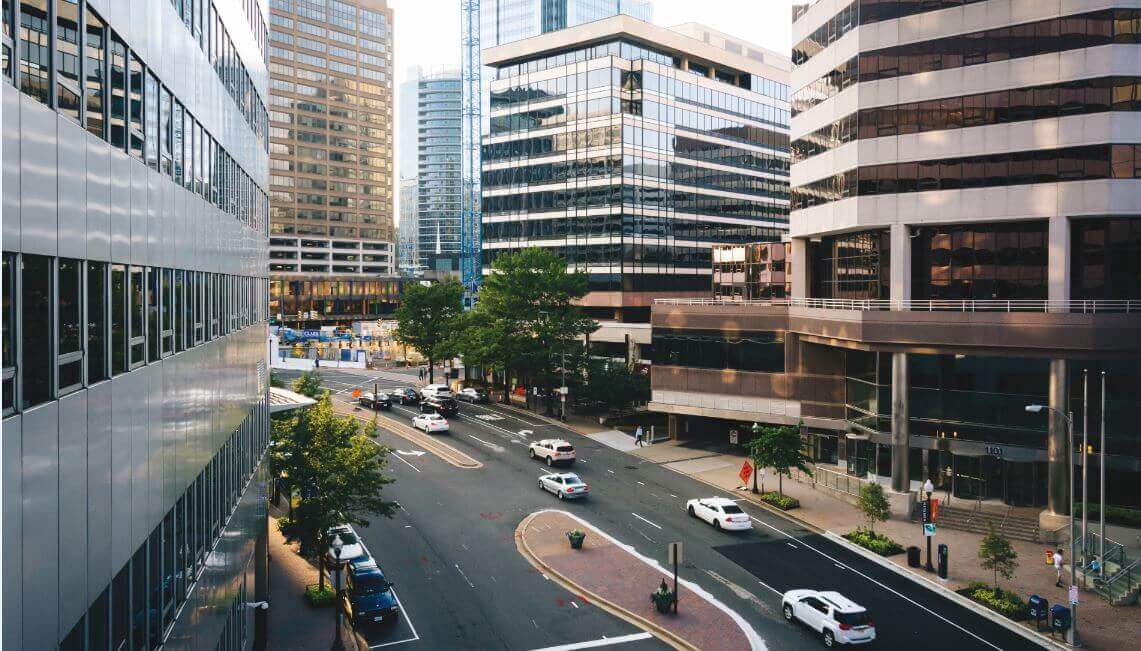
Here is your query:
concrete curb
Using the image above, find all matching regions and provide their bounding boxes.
[514,511,698,651]
[336,403,483,469]
[820,530,1065,651]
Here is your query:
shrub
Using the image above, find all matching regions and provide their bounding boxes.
[843,527,904,556]
[759,491,800,510]
[1073,504,1141,528]
[305,583,336,608]
[958,583,1027,621]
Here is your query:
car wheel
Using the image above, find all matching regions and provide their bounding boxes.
[558,491,565,500]
[546,456,553,466]
[529,448,536,459]
[783,604,794,622]
[823,630,835,648]
[714,519,722,530]
[687,505,696,517]
[538,481,544,491]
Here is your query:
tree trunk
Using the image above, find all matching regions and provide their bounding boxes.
[319,554,326,590]
[779,474,783,497]
[428,357,434,384]
[752,461,758,494]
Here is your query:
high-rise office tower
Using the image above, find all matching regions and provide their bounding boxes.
[480,0,653,48]
[2,0,272,648]
[417,67,463,275]
[481,15,790,333]
[266,0,399,326]
[398,176,420,273]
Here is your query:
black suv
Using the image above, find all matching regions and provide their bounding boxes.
[390,387,419,405]
[342,560,400,629]
[420,397,459,417]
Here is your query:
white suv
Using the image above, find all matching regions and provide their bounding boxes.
[411,413,449,433]
[419,384,453,399]
[528,439,576,465]
[782,589,875,647]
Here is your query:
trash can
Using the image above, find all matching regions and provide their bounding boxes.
[1050,604,1071,635]
[937,543,949,579]
[907,546,921,567]
[1028,595,1049,630]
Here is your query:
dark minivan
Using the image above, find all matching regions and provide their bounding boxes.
[420,396,459,417]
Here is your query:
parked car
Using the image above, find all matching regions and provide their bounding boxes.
[411,413,449,433]
[343,561,400,629]
[538,472,590,500]
[390,387,420,405]
[456,387,489,403]
[528,439,576,466]
[686,497,752,531]
[782,589,875,647]
[419,383,453,400]
[325,524,366,564]
[420,396,459,417]
[358,392,391,410]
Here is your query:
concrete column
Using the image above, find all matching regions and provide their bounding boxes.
[783,332,801,373]
[790,237,808,299]
[668,414,678,441]
[891,352,910,493]
[889,223,911,308]
[1048,215,1070,305]
[1047,359,1070,516]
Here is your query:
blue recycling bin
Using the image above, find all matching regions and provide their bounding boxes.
[1050,604,1071,634]
[1028,595,1048,630]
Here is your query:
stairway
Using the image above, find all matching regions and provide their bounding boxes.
[934,505,1041,542]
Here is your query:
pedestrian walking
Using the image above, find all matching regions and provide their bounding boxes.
[418,367,424,382]
[635,425,645,447]
[1054,548,1065,588]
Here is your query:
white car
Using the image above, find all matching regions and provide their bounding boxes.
[529,439,576,465]
[782,590,875,647]
[419,384,453,399]
[326,524,366,564]
[686,497,752,531]
[538,473,590,500]
[411,413,449,433]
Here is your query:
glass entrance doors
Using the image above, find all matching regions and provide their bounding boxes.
[945,455,1045,507]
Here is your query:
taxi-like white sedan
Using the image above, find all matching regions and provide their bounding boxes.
[538,473,590,500]
[686,497,752,531]
[411,413,449,433]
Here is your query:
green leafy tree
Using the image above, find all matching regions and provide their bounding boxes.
[979,524,1018,591]
[457,249,596,409]
[270,371,285,388]
[743,433,768,494]
[581,358,649,414]
[758,423,812,496]
[394,279,464,384]
[292,371,324,398]
[274,395,397,573]
[856,482,891,534]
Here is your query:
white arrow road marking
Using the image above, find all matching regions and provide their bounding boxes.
[396,450,426,457]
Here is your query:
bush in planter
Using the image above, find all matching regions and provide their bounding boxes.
[957,582,1027,621]
[843,527,904,556]
[305,583,336,608]
[567,529,586,549]
[759,491,800,510]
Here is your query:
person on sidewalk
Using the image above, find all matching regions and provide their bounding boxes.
[635,425,645,447]
[1054,548,1065,588]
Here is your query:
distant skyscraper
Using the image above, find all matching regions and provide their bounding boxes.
[398,177,420,273]
[398,66,421,181]
[417,68,464,275]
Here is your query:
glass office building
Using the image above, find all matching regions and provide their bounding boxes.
[417,68,463,274]
[481,0,652,48]
[482,16,790,317]
[2,0,271,648]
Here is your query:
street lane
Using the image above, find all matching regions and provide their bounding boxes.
[278,368,1046,650]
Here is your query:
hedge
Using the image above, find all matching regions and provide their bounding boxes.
[305,583,336,608]
[1072,504,1141,528]
[843,528,904,556]
[958,582,1027,621]
[759,491,800,510]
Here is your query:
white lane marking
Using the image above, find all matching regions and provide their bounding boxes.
[756,579,783,596]
[636,481,645,486]
[454,563,475,588]
[670,494,679,498]
[578,459,587,463]
[746,516,1001,650]
[366,438,421,473]
[466,434,504,452]
[635,529,657,544]
[395,450,426,457]
[527,632,653,651]
[630,512,662,530]
[606,469,615,475]
[786,542,798,548]
[569,601,579,609]
[367,587,420,648]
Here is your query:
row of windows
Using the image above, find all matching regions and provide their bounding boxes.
[793,1,856,66]
[482,242,718,270]
[1,253,267,415]
[269,222,389,239]
[643,70,789,122]
[792,144,1141,210]
[793,77,1141,162]
[810,230,891,300]
[792,55,857,116]
[3,0,269,237]
[481,214,782,246]
[482,124,621,161]
[652,328,785,373]
[910,221,1048,301]
[62,408,267,650]
[646,101,790,152]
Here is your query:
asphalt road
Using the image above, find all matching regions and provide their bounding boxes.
[278,368,1046,651]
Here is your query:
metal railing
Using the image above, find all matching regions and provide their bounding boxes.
[653,297,1141,314]
[1093,558,1140,601]
[794,463,869,497]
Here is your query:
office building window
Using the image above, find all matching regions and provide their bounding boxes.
[160,86,172,175]
[87,261,108,384]
[144,71,159,169]
[21,254,52,409]
[55,0,81,122]
[912,222,1047,300]
[108,34,126,148]
[174,269,186,352]
[161,268,173,355]
[87,587,110,651]
[2,0,14,79]
[1072,217,1141,300]
[57,257,83,394]
[811,230,891,300]
[111,263,126,374]
[128,51,144,159]
[2,253,15,414]
[19,0,50,104]
[173,100,184,185]
[129,266,144,367]
[84,8,106,138]
[147,267,159,362]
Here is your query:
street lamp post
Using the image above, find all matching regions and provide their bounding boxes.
[923,478,935,572]
[750,422,762,494]
[330,535,345,651]
[1027,403,1079,647]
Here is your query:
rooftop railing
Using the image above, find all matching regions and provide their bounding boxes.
[653,297,1141,314]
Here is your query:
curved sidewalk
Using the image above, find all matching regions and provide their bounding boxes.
[516,510,763,651]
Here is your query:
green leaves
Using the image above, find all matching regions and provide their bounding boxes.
[394,279,464,381]
[856,482,891,533]
[744,422,812,496]
[292,371,325,398]
[978,524,1019,589]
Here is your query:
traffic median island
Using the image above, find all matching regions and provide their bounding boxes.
[515,509,764,651]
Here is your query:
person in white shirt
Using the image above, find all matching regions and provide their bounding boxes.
[1054,548,1065,588]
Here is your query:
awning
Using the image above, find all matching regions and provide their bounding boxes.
[269,387,317,414]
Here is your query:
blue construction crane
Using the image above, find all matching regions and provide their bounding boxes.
[460,0,482,307]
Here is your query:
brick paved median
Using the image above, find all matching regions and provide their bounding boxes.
[517,510,758,651]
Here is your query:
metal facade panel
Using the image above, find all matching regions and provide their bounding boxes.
[19,97,59,257]
[2,84,21,250]
[86,381,114,604]
[85,132,113,261]
[2,415,23,650]
[57,115,89,261]
[109,150,132,261]
[109,375,134,571]
[57,391,89,635]
[20,402,60,647]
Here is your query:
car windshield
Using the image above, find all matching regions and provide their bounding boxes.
[356,574,390,595]
[563,475,583,485]
[332,531,358,545]
[834,610,871,626]
[721,504,744,514]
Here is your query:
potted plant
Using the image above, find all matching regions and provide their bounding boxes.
[567,529,586,549]
[650,581,675,613]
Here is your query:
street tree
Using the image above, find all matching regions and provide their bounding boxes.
[758,422,812,496]
[581,358,649,414]
[979,524,1018,592]
[856,482,891,534]
[292,371,324,398]
[274,394,396,582]
[394,279,464,384]
[743,432,768,494]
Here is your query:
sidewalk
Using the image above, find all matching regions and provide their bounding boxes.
[516,509,761,650]
[625,440,1139,651]
[267,502,348,650]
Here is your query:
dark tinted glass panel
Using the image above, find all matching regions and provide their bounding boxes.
[1072,217,1141,300]
[88,586,110,651]
[2,254,15,413]
[912,222,1048,300]
[2,0,13,79]
[88,261,107,383]
[128,52,144,159]
[21,254,52,409]
[112,564,129,650]
[144,72,158,169]
[84,9,106,138]
[810,230,890,299]
[18,0,50,104]
[55,0,80,121]
[111,263,126,375]
[109,35,126,148]
[147,268,159,362]
[130,266,144,366]
[57,257,82,391]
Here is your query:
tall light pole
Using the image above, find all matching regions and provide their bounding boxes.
[331,535,345,651]
[923,479,935,573]
[1099,371,1106,577]
[1081,369,1089,578]
[1027,403,1079,646]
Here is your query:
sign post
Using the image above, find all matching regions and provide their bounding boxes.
[668,542,683,614]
